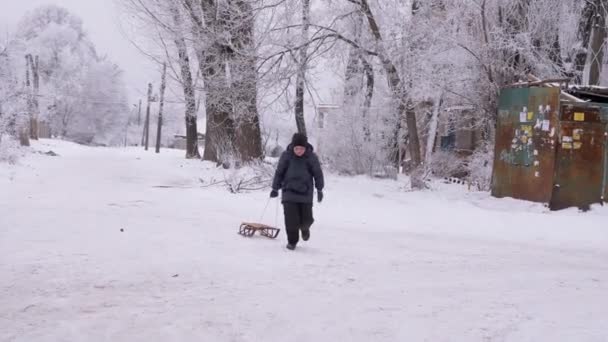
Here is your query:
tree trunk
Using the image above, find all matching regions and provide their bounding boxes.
[144,82,152,151]
[499,0,533,79]
[344,48,374,141]
[294,0,310,135]
[361,55,374,141]
[184,0,236,163]
[587,4,607,85]
[232,52,263,161]
[294,78,306,135]
[425,93,443,164]
[61,104,71,138]
[155,62,167,153]
[548,34,563,70]
[183,0,261,163]
[404,99,421,166]
[19,127,30,146]
[179,53,201,159]
[21,55,31,147]
[574,0,597,83]
[231,0,263,161]
[358,0,422,166]
[199,46,236,163]
[343,12,374,142]
[26,55,40,140]
[172,4,200,159]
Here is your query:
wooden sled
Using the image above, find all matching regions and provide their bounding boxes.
[239,222,281,239]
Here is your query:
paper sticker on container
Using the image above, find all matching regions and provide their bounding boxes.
[541,120,550,132]
[533,150,539,156]
[535,171,540,177]
[574,142,582,150]
[573,129,582,140]
[534,160,540,166]
[563,136,573,143]
[562,142,573,149]
[520,112,527,122]
[527,112,534,120]
[574,112,585,121]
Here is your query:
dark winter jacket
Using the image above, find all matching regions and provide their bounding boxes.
[272,143,324,203]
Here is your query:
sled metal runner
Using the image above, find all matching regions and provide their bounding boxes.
[239,222,280,239]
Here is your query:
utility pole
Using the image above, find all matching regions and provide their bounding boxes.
[137,99,142,126]
[143,83,152,150]
[155,63,167,154]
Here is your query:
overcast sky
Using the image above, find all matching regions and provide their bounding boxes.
[0,0,155,104]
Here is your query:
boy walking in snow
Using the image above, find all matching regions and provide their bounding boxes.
[270,133,324,250]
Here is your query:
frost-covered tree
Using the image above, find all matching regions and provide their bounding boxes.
[119,0,604,187]
[0,40,29,155]
[75,60,129,145]
[119,0,264,163]
[181,0,263,163]
[14,5,128,145]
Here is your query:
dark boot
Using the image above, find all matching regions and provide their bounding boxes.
[300,203,314,242]
[301,229,310,241]
[286,243,296,250]
[283,203,301,246]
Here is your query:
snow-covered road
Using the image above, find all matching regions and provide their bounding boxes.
[1,140,607,341]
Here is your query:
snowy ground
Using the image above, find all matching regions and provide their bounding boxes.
[1,139,608,342]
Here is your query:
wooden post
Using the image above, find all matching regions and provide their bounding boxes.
[144,83,152,150]
[155,63,167,153]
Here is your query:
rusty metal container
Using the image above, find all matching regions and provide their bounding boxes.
[492,87,608,210]
[492,87,560,203]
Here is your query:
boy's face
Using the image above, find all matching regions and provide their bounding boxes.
[294,145,306,157]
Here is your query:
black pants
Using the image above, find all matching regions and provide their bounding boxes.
[283,202,314,245]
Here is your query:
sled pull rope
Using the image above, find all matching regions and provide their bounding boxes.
[259,197,271,223]
[274,197,279,227]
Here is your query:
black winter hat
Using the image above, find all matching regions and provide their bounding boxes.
[291,133,308,147]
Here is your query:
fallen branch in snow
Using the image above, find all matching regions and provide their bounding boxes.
[199,178,225,188]
[36,150,59,157]
[199,162,275,193]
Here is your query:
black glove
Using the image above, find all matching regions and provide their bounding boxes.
[270,190,279,198]
[317,191,323,203]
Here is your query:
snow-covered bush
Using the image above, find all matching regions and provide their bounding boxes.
[0,137,22,164]
[467,142,494,191]
[321,132,395,177]
[200,161,275,194]
[427,151,468,179]
[321,119,376,175]
[223,163,275,193]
